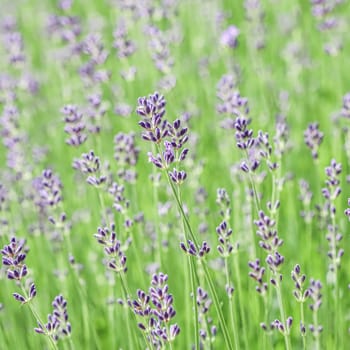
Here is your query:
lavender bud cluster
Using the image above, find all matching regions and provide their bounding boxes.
[322,159,342,213]
[113,19,137,59]
[248,259,268,295]
[216,221,238,257]
[310,0,343,55]
[299,179,315,223]
[94,224,127,273]
[254,210,285,285]
[1,237,37,304]
[244,0,266,50]
[304,122,324,159]
[196,287,217,345]
[73,150,107,187]
[33,169,62,212]
[35,295,72,342]
[308,279,323,336]
[180,240,210,258]
[129,273,180,348]
[79,33,110,84]
[220,26,240,49]
[136,92,189,185]
[145,26,174,75]
[61,104,87,146]
[344,198,350,220]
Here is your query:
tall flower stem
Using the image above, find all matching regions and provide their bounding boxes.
[166,172,234,349]
[275,278,291,350]
[177,185,200,350]
[232,254,249,348]
[224,258,239,350]
[20,284,58,350]
[118,273,141,349]
[300,302,306,350]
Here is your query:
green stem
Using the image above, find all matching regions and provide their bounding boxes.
[224,259,239,350]
[119,273,149,349]
[300,302,306,350]
[201,261,234,350]
[275,278,291,350]
[312,309,320,350]
[177,185,200,350]
[121,284,135,350]
[21,285,58,350]
[165,175,233,349]
[233,254,249,349]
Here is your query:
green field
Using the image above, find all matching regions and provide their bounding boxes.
[1,0,350,349]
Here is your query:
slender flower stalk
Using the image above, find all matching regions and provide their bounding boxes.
[308,279,323,350]
[129,273,180,349]
[254,211,292,349]
[1,237,59,350]
[291,264,310,349]
[136,92,234,350]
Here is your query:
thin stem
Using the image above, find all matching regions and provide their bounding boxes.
[224,258,239,350]
[177,185,200,350]
[312,309,320,350]
[165,175,233,349]
[330,212,339,348]
[151,143,164,268]
[300,302,306,350]
[201,261,234,350]
[20,283,58,350]
[119,275,136,350]
[275,278,291,350]
[233,254,249,349]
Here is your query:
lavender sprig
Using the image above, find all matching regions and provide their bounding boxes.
[291,264,310,348]
[196,287,217,347]
[1,237,58,350]
[94,224,128,274]
[304,122,324,160]
[129,273,180,349]
[73,150,107,187]
[254,211,291,349]
[137,92,234,350]
[35,295,71,343]
[308,279,323,350]
[344,198,350,220]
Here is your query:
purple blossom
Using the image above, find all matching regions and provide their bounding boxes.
[220,25,240,48]
[1,237,28,281]
[321,159,342,215]
[254,210,283,253]
[145,25,174,74]
[344,198,350,220]
[196,287,216,344]
[180,240,210,258]
[73,150,107,187]
[129,273,180,347]
[169,168,187,184]
[114,132,140,182]
[94,224,128,273]
[340,92,350,118]
[33,169,62,211]
[113,19,137,58]
[291,264,310,303]
[216,221,238,257]
[35,295,71,341]
[304,122,324,159]
[248,259,268,295]
[61,105,87,146]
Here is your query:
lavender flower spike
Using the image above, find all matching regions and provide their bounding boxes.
[1,237,28,281]
[220,25,240,48]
